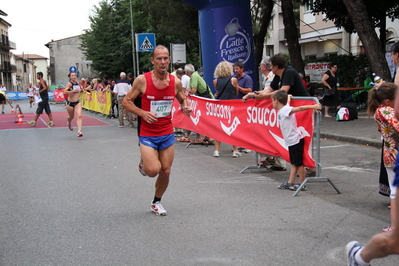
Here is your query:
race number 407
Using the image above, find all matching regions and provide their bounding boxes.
[150,100,173,117]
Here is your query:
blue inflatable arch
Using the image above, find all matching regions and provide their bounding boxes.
[183,0,257,92]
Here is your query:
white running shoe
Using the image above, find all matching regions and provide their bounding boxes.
[232,151,242,158]
[213,150,220,157]
[345,241,365,266]
[151,201,167,216]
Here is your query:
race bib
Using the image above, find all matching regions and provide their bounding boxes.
[150,100,173,117]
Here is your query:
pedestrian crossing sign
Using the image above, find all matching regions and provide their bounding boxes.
[136,33,156,52]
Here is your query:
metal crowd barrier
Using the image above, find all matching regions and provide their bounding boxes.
[239,96,342,196]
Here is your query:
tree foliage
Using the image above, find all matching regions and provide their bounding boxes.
[252,0,274,67]
[80,0,200,79]
[312,0,399,48]
[141,0,200,70]
[80,1,134,78]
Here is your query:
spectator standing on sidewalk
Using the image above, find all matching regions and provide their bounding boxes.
[114,72,133,128]
[27,72,54,127]
[233,61,253,99]
[321,63,341,118]
[369,82,399,233]
[122,45,192,216]
[253,56,287,170]
[211,61,241,158]
[182,64,214,143]
[243,55,312,172]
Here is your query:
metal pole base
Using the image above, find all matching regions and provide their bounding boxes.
[292,176,342,196]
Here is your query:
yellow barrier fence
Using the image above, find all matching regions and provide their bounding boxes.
[80,91,111,115]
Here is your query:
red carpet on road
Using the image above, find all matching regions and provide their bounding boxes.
[0,112,111,130]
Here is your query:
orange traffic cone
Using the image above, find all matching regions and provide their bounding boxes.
[16,113,24,125]
[11,107,15,114]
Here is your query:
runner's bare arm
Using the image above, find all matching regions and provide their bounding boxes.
[63,82,72,95]
[175,78,192,117]
[123,75,158,124]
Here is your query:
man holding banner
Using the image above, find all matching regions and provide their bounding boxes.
[123,45,192,216]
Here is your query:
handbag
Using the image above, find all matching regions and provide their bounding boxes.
[324,86,335,96]
[34,94,42,104]
[197,85,214,99]
[215,77,232,99]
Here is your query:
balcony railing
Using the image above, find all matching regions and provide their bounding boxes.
[9,41,16,49]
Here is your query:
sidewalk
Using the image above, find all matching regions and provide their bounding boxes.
[319,103,381,148]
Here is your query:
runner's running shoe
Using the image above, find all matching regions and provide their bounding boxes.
[27,121,36,126]
[138,158,147,176]
[46,121,55,126]
[345,241,365,266]
[77,132,83,137]
[151,201,167,216]
[67,122,73,131]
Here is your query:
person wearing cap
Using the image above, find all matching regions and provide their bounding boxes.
[27,72,54,126]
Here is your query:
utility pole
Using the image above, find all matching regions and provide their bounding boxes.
[129,0,136,77]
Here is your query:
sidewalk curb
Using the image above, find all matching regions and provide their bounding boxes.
[320,132,381,149]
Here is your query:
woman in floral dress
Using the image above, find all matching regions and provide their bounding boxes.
[368,82,399,232]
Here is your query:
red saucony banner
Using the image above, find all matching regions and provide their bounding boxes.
[172,96,316,167]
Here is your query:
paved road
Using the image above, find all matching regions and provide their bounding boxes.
[0,100,397,265]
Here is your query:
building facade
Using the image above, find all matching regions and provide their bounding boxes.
[14,54,49,84]
[13,54,34,91]
[0,10,16,91]
[46,36,97,86]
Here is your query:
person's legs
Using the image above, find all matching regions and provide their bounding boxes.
[386,167,397,230]
[214,141,221,151]
[297,165,305,183]
[325,105,332,117]
[274,157,286,168]
[213,141,221,157]
[347,193,399,265]
[75,103,83,132]
[186,130,191,140]
[66,105,75,126]
[287,165,297,184]
[155,145,174,199]
[127,110,133,127]
[118,96,124,126]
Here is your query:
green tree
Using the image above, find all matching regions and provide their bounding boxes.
[80,0,148,79]
[311,0,399,80]
[252,0,275,68]
[312,0,399,49]
[141,0,200,69]
[281,0,304,75]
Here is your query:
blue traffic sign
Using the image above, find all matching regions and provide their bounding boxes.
[137,33,156,52]
[69,66,77,73]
